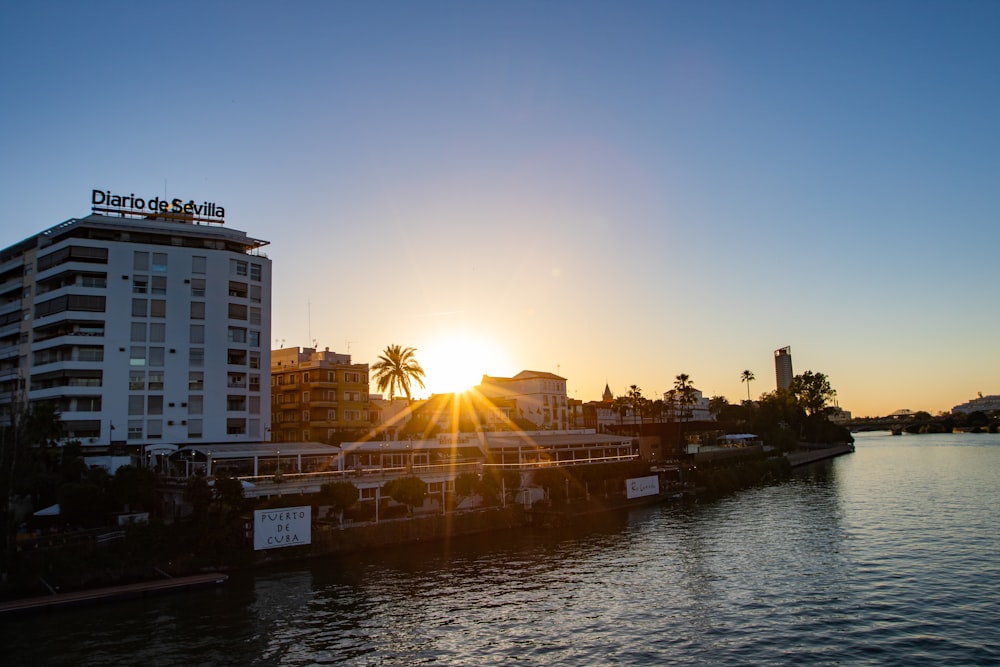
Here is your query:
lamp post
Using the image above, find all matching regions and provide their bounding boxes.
[276,449,281,475]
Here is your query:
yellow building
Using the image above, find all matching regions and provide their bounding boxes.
[270,346,373,444]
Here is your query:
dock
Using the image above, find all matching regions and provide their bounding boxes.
[0,572,228,615]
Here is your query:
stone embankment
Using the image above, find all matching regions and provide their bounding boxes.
[785,443,855,467]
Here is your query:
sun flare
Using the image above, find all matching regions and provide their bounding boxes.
[420,334,511,396]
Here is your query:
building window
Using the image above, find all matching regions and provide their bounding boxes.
[189,348,204,367]
[250,263,262,281]
[250,396,260,414]
[231,260,247,276]
[128,395,144,415]
[189,395,204,414]
[190,302,205,320]
[129,346,145,366]
[151,275,167,295]
[129,370,145,390]
[150,300,166,318]
[227,418,246,435]
[134,252,149,271]
[127,420,143,440]
[250,284,261,303]
[249,374,260,392]
[132,299,147,317]
[190,278,206,297]
[249,330,260,348]
[131,322,146,342]
[147,395,163,415]
[189,371,204,391]
[227,327,247,343]
[188,419,203,438]
[147,420,162,439]
[249,352,260,369]
[302,391,309,403]
[190,324,205,344]
[148,370,164,391]
[228,281,248,298]
[132,276,148,294]
[328,409,336,421]
[149,347,164,367]
[149,323,165,342]
[152,253,167,272]
[192,256,206,274]
[249,307,261,325]
[228,303,247,320]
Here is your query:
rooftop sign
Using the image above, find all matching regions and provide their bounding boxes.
[91,188,225,224]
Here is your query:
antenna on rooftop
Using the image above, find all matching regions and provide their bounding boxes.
[346,340,355,353]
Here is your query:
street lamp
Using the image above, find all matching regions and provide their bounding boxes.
[276,449,281,474]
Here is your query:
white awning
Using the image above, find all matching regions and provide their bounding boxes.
[34,503,60,517]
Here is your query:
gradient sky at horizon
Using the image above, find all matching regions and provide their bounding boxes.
[2,1,998,417]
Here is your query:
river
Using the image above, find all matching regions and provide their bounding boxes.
[4,431,999,665]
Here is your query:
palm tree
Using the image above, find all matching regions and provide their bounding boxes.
[627,385,643,428]
[371,344,426,402]
[673,374,696,423]
[740,369,755,402]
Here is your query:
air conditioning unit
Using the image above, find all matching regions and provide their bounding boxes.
[167,420,174,425]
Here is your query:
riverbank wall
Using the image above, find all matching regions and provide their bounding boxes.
[256,505,530,564]
[785,443,855,467]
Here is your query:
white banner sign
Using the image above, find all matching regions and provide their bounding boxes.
[626,475,660,499]
[254,506,311,551]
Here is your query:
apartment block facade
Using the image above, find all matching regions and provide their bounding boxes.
[270,346,372,444]
[0,206,271,456]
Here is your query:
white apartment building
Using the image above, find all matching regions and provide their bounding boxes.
[0,195,271,463]
[477,370,568,430]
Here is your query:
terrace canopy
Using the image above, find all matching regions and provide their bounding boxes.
[171,441,342,477]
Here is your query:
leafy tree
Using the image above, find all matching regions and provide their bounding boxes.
[790,371,837,416]
[318,480,358,523]
[183,475,212,522]
[213,475,246,516]
[371,344,426,402]
[454,472,480,497]
[709,395,729,421]
[112,465,158,513]
[740,369,755,402]
[382,476,427,514]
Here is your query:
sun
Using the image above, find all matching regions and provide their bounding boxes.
[420,334,511,396]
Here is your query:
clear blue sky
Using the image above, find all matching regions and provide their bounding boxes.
[2,1,998,416]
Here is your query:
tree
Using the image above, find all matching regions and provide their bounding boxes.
[709,395,729,421]
[183,475,212,522]
[319,480,358,524]
[627,385,644,428]
[371,344,426,402]
[612,395,630,426]
[674,374,697,424]
[382,476,427,514]
[740,370,755,402]
[790,371,837,416]
[111,465,158,513]
[213,475,246,516]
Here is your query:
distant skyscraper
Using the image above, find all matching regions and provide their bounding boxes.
[774,346,793,390]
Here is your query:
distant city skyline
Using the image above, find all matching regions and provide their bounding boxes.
[2,2,998,417]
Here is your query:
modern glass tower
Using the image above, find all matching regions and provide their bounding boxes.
[774,346,793,390]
